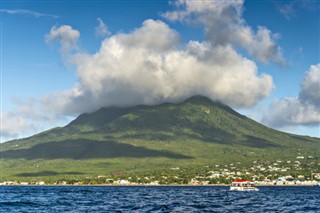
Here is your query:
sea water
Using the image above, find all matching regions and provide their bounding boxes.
[0,186,319,212]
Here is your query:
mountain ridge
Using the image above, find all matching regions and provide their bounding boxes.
[1,95,319,180]
[3,95,319,150]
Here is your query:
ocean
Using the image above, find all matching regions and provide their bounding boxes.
[0,186,319,212]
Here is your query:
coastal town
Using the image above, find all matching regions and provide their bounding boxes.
[2,158,319,186]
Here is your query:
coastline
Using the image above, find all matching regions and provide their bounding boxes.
[1,183,318,187]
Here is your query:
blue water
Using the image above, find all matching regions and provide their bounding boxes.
[0,186,319,212]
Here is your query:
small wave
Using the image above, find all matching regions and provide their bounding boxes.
[0,186,319,212]
[0,201,43,207]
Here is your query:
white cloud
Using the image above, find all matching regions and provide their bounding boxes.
[45,25,80,53]
[263,64,320,127]
[3,3,283,140]
[0,9,59,18]
[1,100,50,140]
[299,64,320,107]
[162,0,284,64]
[0,99,71,141]
[40,19,273,116]
[95,18,110,37]
[1,112,36,139]
[116,19,180,52]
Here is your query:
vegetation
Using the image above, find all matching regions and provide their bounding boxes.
[1,96,319,182]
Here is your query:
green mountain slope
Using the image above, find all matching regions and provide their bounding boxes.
[1,96,319,180]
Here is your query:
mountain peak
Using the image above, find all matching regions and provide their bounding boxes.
[182,95,243,118]
[1,95,319,180]
[183,95,214,104]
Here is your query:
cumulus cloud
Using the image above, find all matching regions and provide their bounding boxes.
[263,64,320,127]
[3,2,283,140]
[299,64,320,107]
[45,25,80,53]
[40,19,273,116]
[162,0,284,64]
[95,18,110,37]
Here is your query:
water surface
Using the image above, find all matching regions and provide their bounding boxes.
[1,186,319,212]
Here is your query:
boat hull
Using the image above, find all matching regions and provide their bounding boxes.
[230,180,259,191]
[230,186,259,191]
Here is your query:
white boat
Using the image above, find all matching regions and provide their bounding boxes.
[230,180,259,191]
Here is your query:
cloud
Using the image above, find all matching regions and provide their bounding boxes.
[1,112,37,139]
[162,0,284,64]
[40,19,273,116]
[0,98,71,141]
[3,2,282,140]
[277,3,296,20]
[263,64,320,127]
[1,99,50,140]
[45,25,80,53]
[299,64,320,107]
[0,9,59,18]
[275,0,319,20]
[95,18,111,37]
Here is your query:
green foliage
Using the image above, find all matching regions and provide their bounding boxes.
[1,96,319,181]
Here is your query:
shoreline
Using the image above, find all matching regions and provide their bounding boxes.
[0,183,318,187]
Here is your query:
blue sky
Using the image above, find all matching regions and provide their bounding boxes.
[1,0,319,141]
